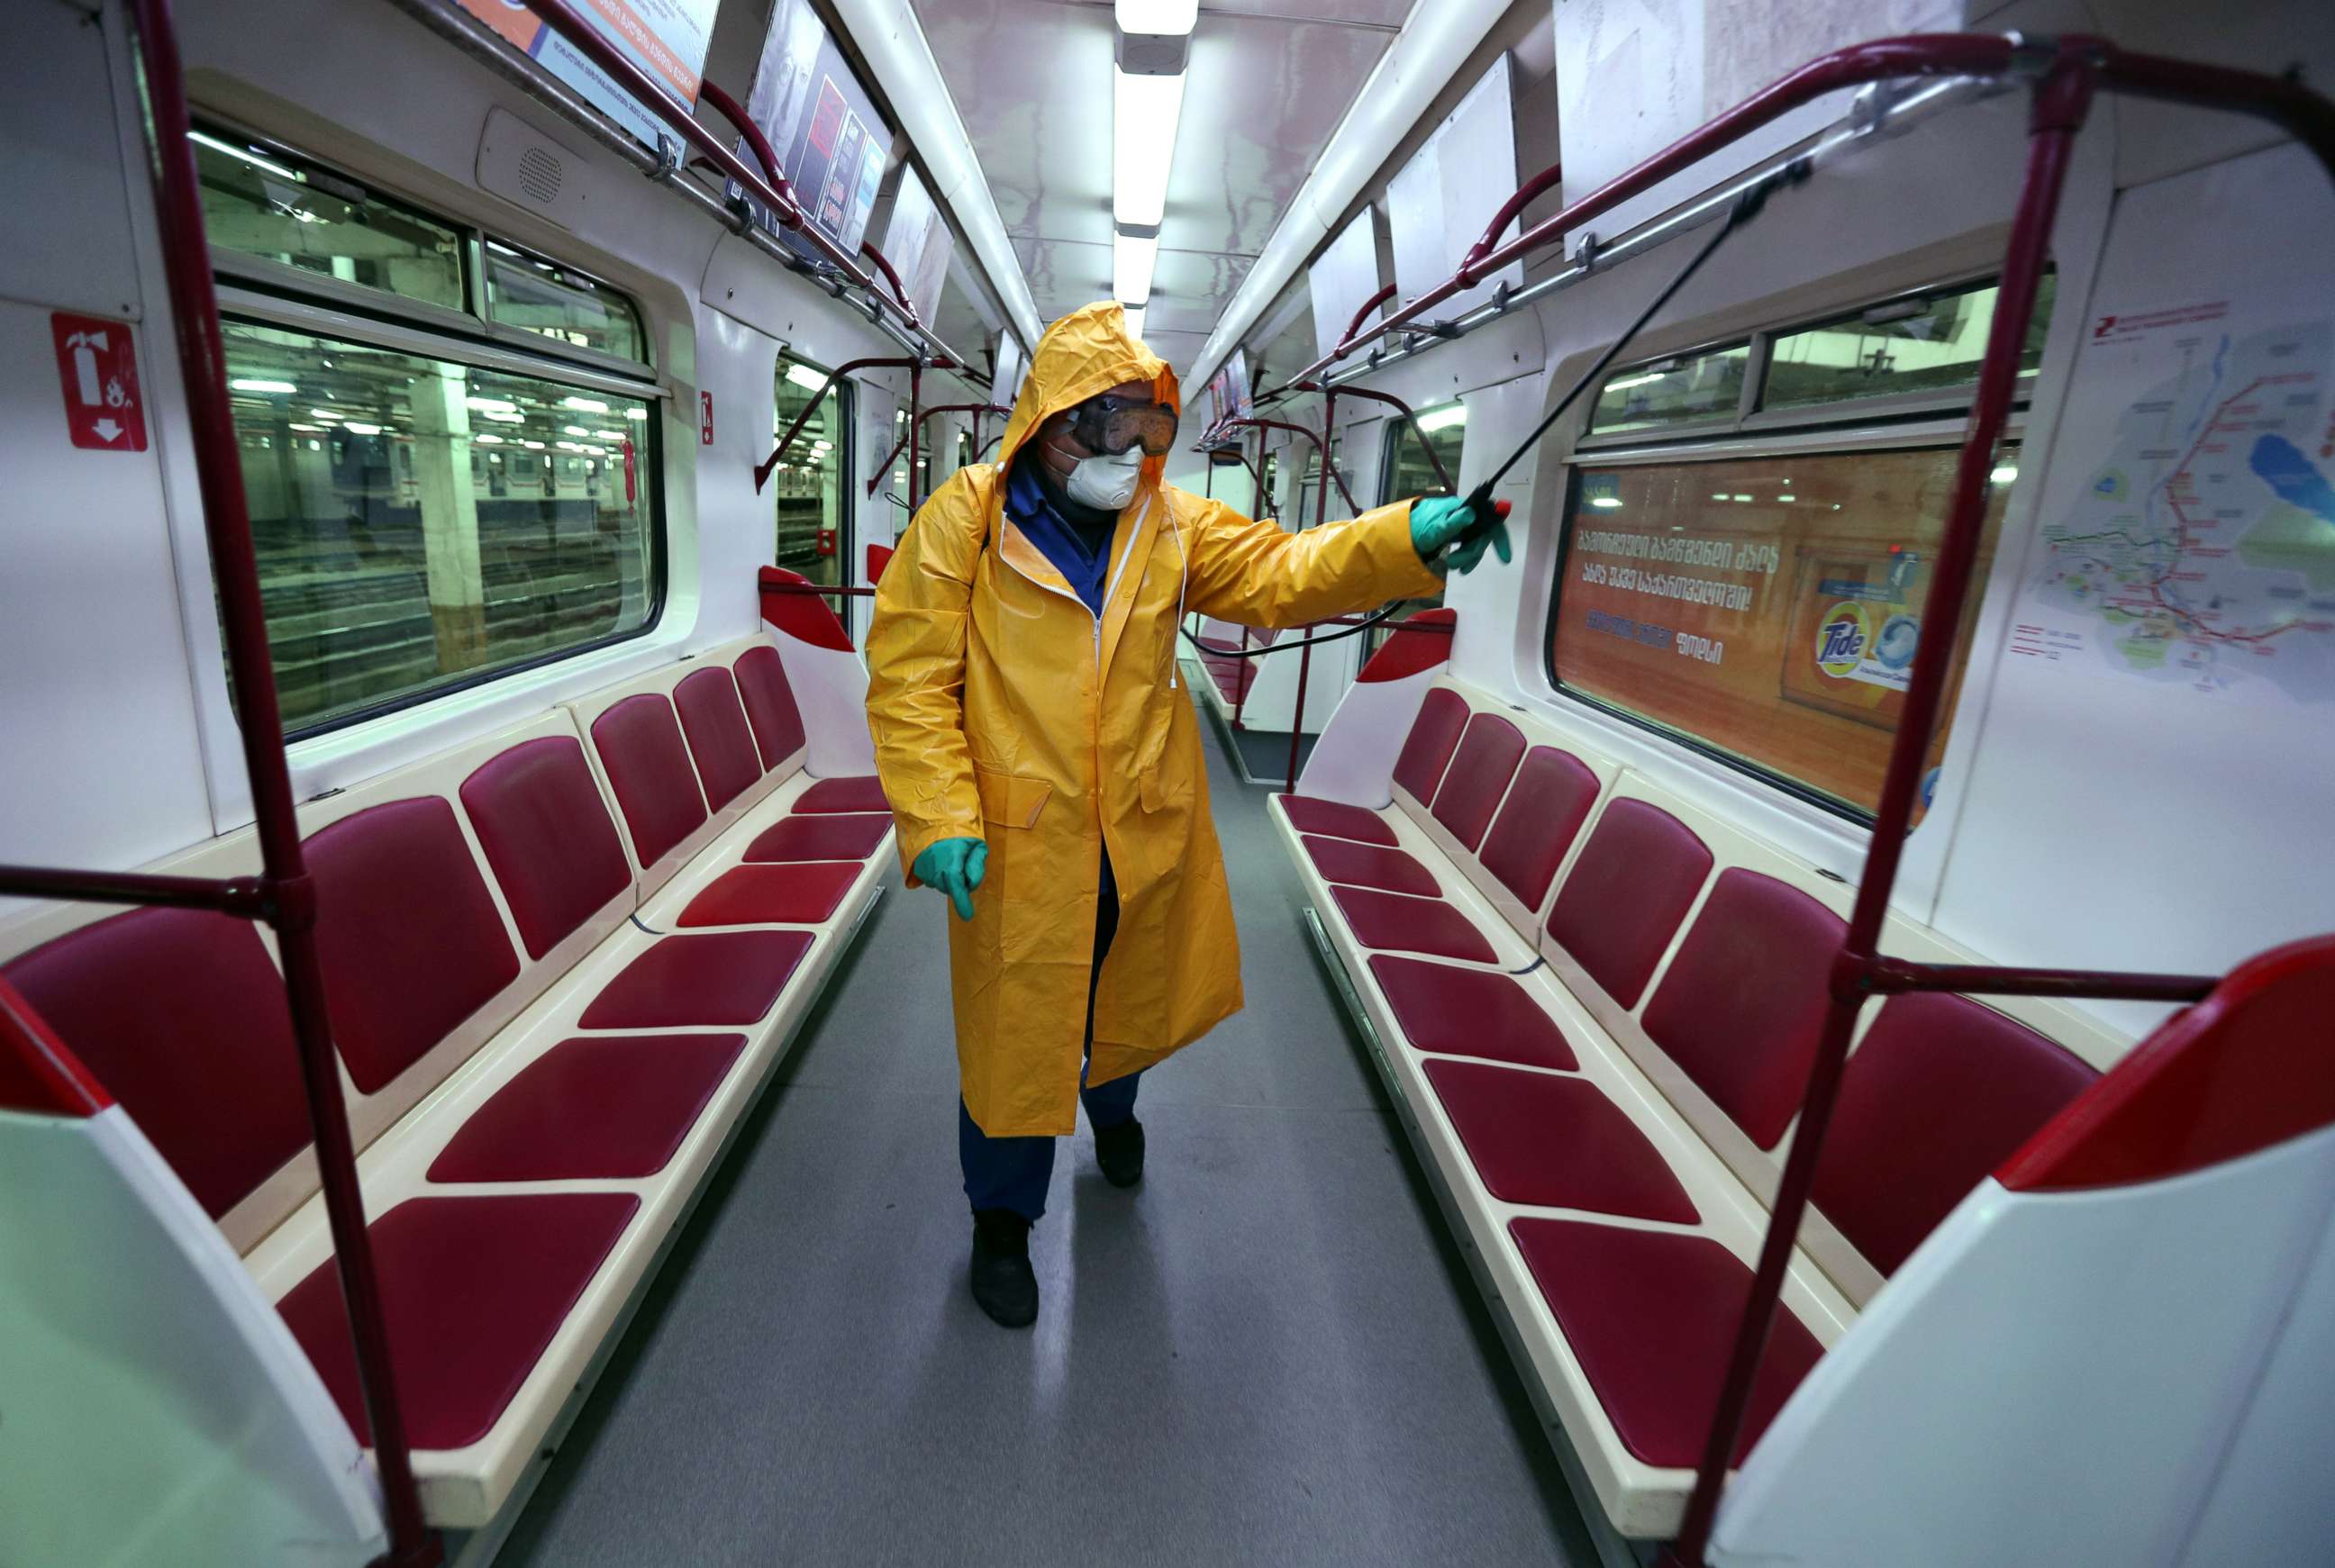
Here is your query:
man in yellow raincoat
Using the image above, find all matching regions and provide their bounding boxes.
[866,302,1508,1327]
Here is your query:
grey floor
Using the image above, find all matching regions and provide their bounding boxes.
[497,688,1598,1567]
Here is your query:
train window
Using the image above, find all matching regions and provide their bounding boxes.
[221,320,659,732]
[775,353,850,585]
[1294,436,1342,527]
[1587,342,1752,434]
[1547,446,2013,818]
[1369,403,1467,652]
[1762,275,2057,412]
[192,127,464,311]
[484,240,647,364]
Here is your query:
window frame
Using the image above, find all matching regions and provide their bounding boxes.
[197,121,670,741]
[1544,403,2031,825]
[1577,269,2046,450]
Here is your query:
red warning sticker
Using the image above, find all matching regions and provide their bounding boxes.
[52,313,148,452]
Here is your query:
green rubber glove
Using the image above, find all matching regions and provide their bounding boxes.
[912,836,988,920]
[1411,492,1513,575]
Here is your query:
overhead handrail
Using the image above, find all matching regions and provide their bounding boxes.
[0,3,441,1563]
[1209,416,1359,517]
[1291,381,1454,494]
[858,240,920,327]
[1456,159,1562,278]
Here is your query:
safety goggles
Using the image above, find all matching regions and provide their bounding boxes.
[1067,393,1178,458]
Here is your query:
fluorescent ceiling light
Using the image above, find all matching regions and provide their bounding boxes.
[189,129,299,181]
[309,408,341,421]
[1122,305,1147,340]
[287,422,324,432]
[1114,231,1159,306]
[1777,493,1794,502]
[484,409,524,422]
[813,440,832,451]
[522,440,545,449]
[560,395,608,412]
[786,362,830,393]
[1991,464,2018,484]
[1113,68,1186,229]
[466,396,516,412]
[1589,496,1622,509]
[342,421,382,435]
[563,424,593,436]
[1732,494,1753,503]
[1604,370,1666,392]
[1416,404,1467,433]
[230,377,296,394]
[1115,0,1196,33]
[475,433,503,444]
[625,406,648,420]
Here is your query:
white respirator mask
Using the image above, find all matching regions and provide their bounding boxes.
[1063,447,1143,511]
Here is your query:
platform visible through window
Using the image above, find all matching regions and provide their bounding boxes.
[222,321,658,730]
[775,354,849,586]
[1370,403,1467,653]
[485,240,647,363]
[1548,447,2015,817]
[1588,344,1750,435]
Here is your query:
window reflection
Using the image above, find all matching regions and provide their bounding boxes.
[1589,344,1751,434]
[484,240,647,363]
[222,320,657,730]
[1762,276,2056,411]
[194,128,463,310]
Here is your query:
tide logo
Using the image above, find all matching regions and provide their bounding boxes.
[1815,601,1869,677]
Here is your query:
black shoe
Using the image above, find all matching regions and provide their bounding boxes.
[1094,1118,1145,1188]
[968,1208,1038,1328]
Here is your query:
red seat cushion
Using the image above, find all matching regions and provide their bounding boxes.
[460,737,633,960]
[731,645,807,771]
[591,695,708,870]
[277,1192,637,1449]
[1391,687,1469,802]
[677,863,859,927]
[1425,1059,1698,1222]
[1814,992,2096,1273]
[795,775,888,813]
[1277,794,1397,846]
[1330,887,1496,964]
[1508,1219,1825,1467]
[426,1034,746,1183]
[1477,748,1600,911]
[673,667,763,814]
[5,909,311,1219]
[579,930,813,1029]
[307,799,522,1094]
[743,813,892,863]
[1641,870,1847,1150]
[1368,956,1577,1071]
[1301,835,1438,896]
[1429,713,1527,852]
[1545,799,1713,1008]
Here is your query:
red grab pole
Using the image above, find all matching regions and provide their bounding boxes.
[1286,388,1337,789]
[1663,53,2096,1568]
[124,1,435,1563]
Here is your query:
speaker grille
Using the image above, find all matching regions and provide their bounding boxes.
[517,145,563,205]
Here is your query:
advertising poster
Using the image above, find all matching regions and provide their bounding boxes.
[1550,449,2008,811]
[451,0,718,150]
[883,166,957,328]
[730,0,894,266]
[1203,350,1252,434]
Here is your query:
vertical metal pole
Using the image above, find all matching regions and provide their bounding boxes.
[1664,57,2094,1567]
[125,2,436,1563]
[905,362,923,512]
[1286,390,1335,789]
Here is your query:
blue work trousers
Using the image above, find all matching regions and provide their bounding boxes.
[960,852,1137,1222]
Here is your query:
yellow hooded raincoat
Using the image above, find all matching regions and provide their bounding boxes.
[866,303,1443,1137]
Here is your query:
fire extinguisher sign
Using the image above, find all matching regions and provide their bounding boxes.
[52,313,149,452]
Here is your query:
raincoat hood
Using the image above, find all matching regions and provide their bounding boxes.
[994,301,1181,485]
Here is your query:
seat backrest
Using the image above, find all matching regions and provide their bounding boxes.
[1389,686,1469,805]
[459,735,635,962]
[1812,992,2097,1276]
[1640,867,1848,1154]
[732,643,807,772]
[1543,796,1714,1011]
[590,693,711,879]
[1476,745,1602,925]
[1425,712,1526,852]
[673,666,764,814]
[306,798,523,1098]
[3,908,314,1241]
